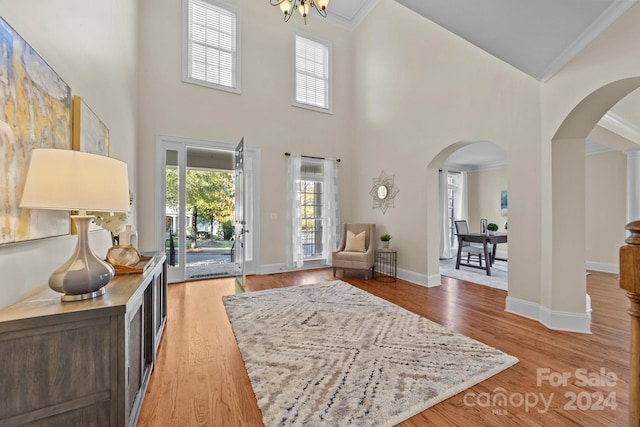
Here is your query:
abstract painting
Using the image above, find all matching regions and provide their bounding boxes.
[0,17,72,244]
[501,190,508,216]
[73,96,109,156]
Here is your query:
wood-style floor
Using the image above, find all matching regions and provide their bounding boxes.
[138,269,630,426]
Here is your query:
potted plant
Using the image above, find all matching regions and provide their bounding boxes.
[380,234,392,248]
[487,223,499,235]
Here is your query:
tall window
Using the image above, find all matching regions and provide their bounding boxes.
[294,32,332,113]
[183,0,240,93]
[447,172,458,247]
[298,161,324,258]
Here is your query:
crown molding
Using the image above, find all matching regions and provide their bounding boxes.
[322,0,380,31]
[442,159,507,173]
[538,1,636,82]
[599,111,640,144]
[585,139,613,156]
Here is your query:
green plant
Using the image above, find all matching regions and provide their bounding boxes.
[487,223,499,232]
[380,234,392,241]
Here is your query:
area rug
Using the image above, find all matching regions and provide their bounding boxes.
[439,258,508,290]
[222,280,518,427]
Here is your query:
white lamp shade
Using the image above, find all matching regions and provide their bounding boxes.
[20,149,130,212]
[316,0,329,10]
[279,0,292,14]
[298,1,310,16]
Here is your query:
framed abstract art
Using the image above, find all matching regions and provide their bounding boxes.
[72,96,109,156]
[501,190,508,216]
[0,17,72,245]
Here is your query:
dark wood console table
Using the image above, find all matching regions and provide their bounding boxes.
[455,233,507,276]
[0,252,167,427]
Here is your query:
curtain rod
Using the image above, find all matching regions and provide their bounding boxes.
[284,152,341,162]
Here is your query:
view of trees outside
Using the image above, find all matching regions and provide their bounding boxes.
[298,179,323,258]
[165,168,235,248]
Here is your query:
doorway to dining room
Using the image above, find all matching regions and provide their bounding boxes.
[430,140,510,289]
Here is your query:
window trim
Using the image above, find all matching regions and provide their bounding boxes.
[291,30,333,114]
[182,0,241,94]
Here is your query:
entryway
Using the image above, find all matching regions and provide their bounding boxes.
[157,135,260,284]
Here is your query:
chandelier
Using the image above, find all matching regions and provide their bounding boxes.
[270,0,330,24]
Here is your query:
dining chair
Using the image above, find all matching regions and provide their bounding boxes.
[454,220,489,266]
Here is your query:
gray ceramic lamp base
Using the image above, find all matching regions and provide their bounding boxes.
[49,215,114,302]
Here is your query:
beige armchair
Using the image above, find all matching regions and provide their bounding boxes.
[332,223,376,279]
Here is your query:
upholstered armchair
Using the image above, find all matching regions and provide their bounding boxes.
[332,223,376,279]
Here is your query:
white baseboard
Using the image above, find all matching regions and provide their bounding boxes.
[258,261,331,275]
[505,296,592,334]
[258,264,442,287]
[396,269,441,288]
[586,261,619,274]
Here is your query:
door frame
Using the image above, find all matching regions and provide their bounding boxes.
[155,134,261,282]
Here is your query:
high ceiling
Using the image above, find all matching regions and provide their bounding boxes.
[327,0,638,82]
[321,0,640,169]
[394,0,638,82]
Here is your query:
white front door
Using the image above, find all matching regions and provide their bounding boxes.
[157,135,260,284]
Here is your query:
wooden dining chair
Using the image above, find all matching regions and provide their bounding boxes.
[454,220,489,266]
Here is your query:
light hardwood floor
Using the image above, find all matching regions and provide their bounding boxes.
[138,269,630,426]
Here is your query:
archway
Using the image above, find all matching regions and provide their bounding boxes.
[550,77,640,333]
[427,140,508,288]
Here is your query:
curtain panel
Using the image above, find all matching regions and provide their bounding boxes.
[286,154,303,268]
[321,158,340,265]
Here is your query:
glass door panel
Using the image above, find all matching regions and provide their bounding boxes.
[164,148,185,283]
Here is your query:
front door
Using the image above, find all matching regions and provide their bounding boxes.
[234,138,246,292]
[158,135,258,284]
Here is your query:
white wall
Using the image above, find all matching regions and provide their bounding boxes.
[351,0,540,286]
[585,151,627,271]
[535,4,640,325]
[136,0,355,269]
[465,152,627,267]
[467,168,509,255]
[0,1,138,309]
[0,0,637,331]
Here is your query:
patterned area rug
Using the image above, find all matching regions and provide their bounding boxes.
[223,280,518,427]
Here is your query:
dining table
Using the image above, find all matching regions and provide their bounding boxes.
[455,232,508,276]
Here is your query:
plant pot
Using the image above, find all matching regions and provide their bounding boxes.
[380,241,389,248]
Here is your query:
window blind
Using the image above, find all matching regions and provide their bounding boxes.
[188,0,236,88]
[295,35,329,109]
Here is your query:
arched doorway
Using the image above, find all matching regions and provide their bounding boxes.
[549,77,640,333]
[427,140,508,289]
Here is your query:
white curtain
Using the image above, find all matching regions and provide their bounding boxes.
[286,154,303,268]
[439,170,453,259]
[321,159,340,265]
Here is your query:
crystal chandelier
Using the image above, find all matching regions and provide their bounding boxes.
[270,0,330,24]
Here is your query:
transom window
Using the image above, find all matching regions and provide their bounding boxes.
[293,32,332,113]
[183,0,240,93]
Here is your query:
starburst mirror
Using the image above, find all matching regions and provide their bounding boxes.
[369,171,399,214]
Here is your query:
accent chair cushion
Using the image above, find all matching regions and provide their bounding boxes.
[345,230,366,252]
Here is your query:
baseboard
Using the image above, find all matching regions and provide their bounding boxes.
[586,261,619,274]
[259,264,442,287]
[505,296,592,334]
[396,269,441,288]
[258,261,331,275]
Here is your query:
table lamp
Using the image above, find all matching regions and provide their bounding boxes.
[20,148,130,301]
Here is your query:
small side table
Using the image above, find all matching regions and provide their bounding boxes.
[375,248,397,282]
